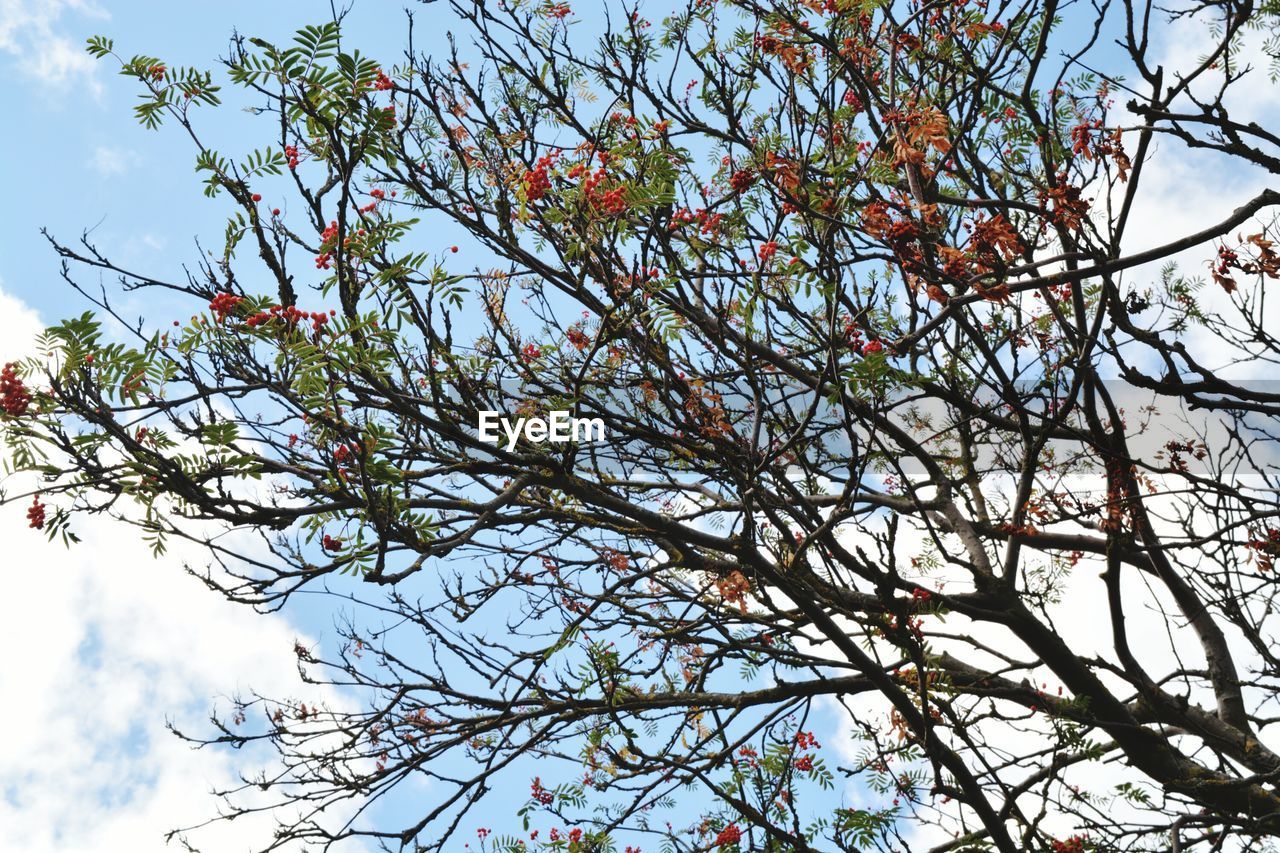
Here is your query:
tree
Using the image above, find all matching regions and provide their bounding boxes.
[5,0,1280,848]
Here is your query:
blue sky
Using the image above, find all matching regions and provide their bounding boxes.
[1,3,838,849]
[0,3,456,849]
[0,2,868,847]
[2,1,1278,850]
[1,1,419,321]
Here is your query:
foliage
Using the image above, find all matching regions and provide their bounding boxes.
[7,0,1280,850]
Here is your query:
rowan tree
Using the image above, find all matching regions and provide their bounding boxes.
[4,0,1280,850]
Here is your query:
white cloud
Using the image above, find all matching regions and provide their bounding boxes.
[1153,10,1280,125]
[89,144,136,177]
[0,282,43,359]
[1108,14,1280,381]
[0,0,107,91]
[0,284,358,851]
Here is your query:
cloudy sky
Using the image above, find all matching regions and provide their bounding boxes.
[0,1,1277,851]
[0,2,400,850]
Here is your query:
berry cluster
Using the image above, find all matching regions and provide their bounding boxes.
[373,70,393,91]
[795,730,820,750]
[27,495,46,530]
[757,241,779,264]
[332,442,361,469]
[595,185,627,215]
[668,206,724,236]
[208,292,245,321]
[321,534,343,551]
[543,828,580,843]
[359,187,396,215]
[529,776,554,805]
[579,166,627,215]
[0,362,32,416]
[608,111,639,130]
[284,144,301,170]
[244,304,336,334]
[841,315,864,350]
[522,153,557,201]
[728,168,756,193]
[316,220,341,269]
[713,823,742,847]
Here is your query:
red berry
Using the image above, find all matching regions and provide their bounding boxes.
[0,363,32,417]
[251,193,262,202]
[450,246,458,253]
[272,208,281,216]
[27,495,46,530]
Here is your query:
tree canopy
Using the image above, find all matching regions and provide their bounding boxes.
[6,0,1280,850]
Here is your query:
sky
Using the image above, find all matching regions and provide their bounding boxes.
[0,3,678,849]
[0,3,412,850]
[0,1,1278,851]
